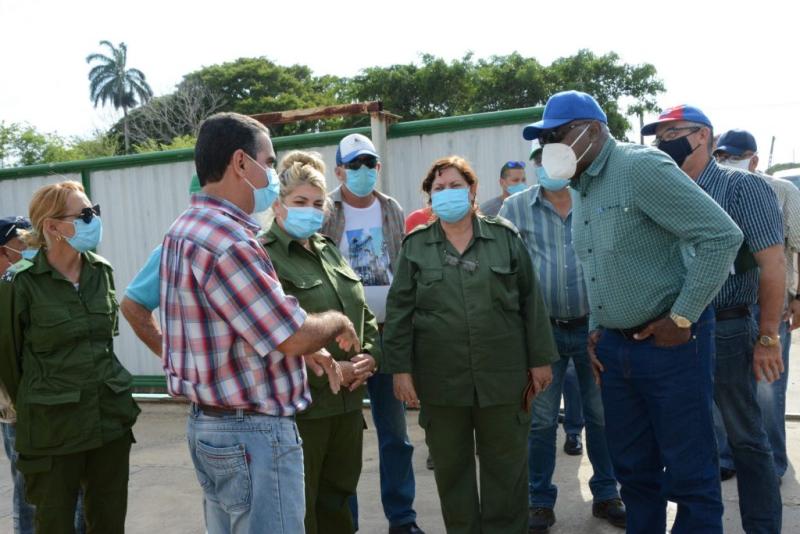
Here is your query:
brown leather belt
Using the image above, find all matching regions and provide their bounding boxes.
[715,305,750,322]
[606,311,668,341]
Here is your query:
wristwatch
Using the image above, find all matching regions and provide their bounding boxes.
[758,334,780,348]
[669,312,692,329]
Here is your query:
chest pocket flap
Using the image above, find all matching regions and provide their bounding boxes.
[281,273,324,290]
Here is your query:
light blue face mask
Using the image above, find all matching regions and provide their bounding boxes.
[537,165,570,191]
[282,206,325,239]
[21,248,38,260]
[245,155,281,214]
[431,188,471,223]
[506,183,528,196]
[345,167,378,197]
[66,217,103,253]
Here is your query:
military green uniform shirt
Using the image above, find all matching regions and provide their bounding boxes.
[0,251,139,456]
[383,215,558,407]
[261,222,380,419]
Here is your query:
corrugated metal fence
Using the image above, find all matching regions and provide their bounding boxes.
[0,106,542,385]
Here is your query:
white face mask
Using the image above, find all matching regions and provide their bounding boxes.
[541,124,593,180]
[720,157,752,171]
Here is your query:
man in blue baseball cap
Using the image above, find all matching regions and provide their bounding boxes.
[644,109,785,533]
[0,216,32,274]
[528,90,743,533]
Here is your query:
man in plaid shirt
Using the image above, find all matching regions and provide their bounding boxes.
[160,112,359,534]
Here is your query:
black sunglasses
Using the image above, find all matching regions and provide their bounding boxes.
[56,204,101,224]
[538,122,588,146]
[346,157,378,171]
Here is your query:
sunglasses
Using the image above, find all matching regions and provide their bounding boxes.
[346,157,378,171]
[505,161,526,169]
[55,204,101,224]
[538,122,588,146]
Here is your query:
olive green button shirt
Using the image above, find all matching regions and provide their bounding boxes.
[382,215,558,408]
[0,251,140,456]
[571,138,744,331]
[261,222,380,420]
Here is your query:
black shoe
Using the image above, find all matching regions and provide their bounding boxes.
[528,507,556,532]
[564,433,583,455]
[720,467,736,481]
[389,522,425,534]
[593,498,626,529]
[426,454,434,470]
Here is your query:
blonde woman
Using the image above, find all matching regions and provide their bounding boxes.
[261,151,378,534]
[0,181,139,533]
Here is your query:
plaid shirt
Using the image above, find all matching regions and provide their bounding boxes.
[160,194,309,416]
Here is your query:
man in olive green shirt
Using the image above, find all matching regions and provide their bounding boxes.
[522,90,742,533]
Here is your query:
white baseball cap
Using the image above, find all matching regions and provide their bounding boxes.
[336,133,379,165]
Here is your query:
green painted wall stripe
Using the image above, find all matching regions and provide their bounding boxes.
[0,106,543,181]
[133,375,167,389]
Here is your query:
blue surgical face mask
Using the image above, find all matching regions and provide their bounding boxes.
[536,165,570,191]
[21,248,38,260]
[66,217,103,253]
[245,155,280,214]
[431,188,471,223]
[345,167,378,197]
[282,205,325,239]
[506,183,528,196]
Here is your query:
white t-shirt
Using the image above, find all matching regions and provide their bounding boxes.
[339,199,393,322]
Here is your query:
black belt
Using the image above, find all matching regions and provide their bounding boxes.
[715,305,750,322]
[606,310,668,341]
[550,316,588,329]
[194,403,263,418]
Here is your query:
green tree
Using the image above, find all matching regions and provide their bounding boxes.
[86,40,153,154]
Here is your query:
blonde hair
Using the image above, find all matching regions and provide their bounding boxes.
[25,181,85,249]
[277,150,327,199]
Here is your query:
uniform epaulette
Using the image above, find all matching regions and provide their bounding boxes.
[1,259,33,282]
[482,214,521,236]
[85,250,113,268]
[402,221,435,243]
[319,233,338,247]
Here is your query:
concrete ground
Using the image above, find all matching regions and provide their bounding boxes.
[0,348,799,533]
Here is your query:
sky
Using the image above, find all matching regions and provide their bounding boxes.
[1,0,798,168]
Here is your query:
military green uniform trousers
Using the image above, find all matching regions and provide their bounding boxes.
[421,403,531,534]
[296,410,364,534]
[17,431,133,534]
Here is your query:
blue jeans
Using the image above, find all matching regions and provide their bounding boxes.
[528,323,618,508]
[596,307,722,534]
[561,360,585,436]
[1,422,85,534]
[757,317,791,477]
[186,405,305,534]
[713,313,782,533]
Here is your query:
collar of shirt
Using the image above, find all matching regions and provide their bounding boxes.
[262,221,328,255]
[28,249,108,279]
[190,193,261,234]
[573,137,617,191]
[696,157,722,190]
[423,215,496,245]
[329,185,389,206]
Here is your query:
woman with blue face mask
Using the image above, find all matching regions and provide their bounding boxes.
[260,150,379,534]
[0,181,138,533]
[382,156,559,534]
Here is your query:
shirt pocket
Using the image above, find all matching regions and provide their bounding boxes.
[100,365,140,430]
[25,390,86,449]
[489,264,520,311]
[85,295,118,340]
[333,266,366,307]
[28,306,74,352]
[414,268,444,310]
[593,205,639,254]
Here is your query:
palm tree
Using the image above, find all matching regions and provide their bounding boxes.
[86,41,153,153]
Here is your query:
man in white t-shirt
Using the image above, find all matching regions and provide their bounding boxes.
[322,133,424,534]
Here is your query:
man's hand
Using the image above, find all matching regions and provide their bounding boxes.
[788,298,800,331]
[346,353,376,392]
[393,373,419,408]
[335,319,361,353]
[633,317,691,347]
[303,349,343,394]
[753,342,784,383]
[588,329,604,385]
[529,366,552,397]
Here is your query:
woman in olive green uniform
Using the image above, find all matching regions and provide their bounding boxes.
[384,156,558,534]
[0,181,139,533]
[260,151,378,534]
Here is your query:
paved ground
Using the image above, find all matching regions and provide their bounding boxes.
[1,344,799,533]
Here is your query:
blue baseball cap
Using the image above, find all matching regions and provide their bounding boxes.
[714,129,757,156]
[0,216,31,247]
[523,91,608,140]
[641,105,713,136]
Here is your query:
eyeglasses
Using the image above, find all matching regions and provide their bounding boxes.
[444,251,479,273]
[55,204,101,224]
[345,157,378,170]
[653,126,700,145]
[538,122,588,146]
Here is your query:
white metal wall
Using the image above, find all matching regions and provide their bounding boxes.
[2,119,532,376]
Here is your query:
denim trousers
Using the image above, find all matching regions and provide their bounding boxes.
[528,323,618,508]
[186,405,305,534]
[595,307,723,534]
[712,313,782,533]
[1,422,85,534]
[561,360,585,436]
